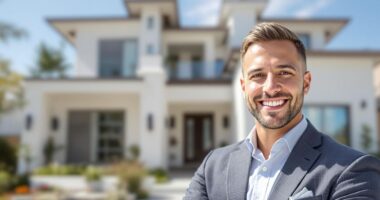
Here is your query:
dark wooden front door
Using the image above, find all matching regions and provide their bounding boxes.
[67,111,92,164]
[184,114,214,163]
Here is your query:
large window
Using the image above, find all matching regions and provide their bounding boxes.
[97,111,124,162]
[303,105,350,145]
[99,39,138,78]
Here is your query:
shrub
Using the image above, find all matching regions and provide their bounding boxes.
[84,166,102,182]
[0,138,17,173]
[105,160,147,197]
[149,168,168,183]
[128,145,140,161]
[0,170,11,194]
[33,164,85,176]
[12,173,30,188]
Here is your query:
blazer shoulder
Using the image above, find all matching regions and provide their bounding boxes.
[320,133,366,164]
[203,141,246,168]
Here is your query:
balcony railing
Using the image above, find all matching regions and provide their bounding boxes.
[166,61,226,80]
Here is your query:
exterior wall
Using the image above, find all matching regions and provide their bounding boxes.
[270,23,330,49]
[74,21,140,77]
[168,103,232,167]
[46,93,140,164]
[227,10,257,48]
[0,109,23,136]
[167,84,232,103]
[373,62,380,97]
[305,57,378,152]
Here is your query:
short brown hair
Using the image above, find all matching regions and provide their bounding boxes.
[240,22,306,67]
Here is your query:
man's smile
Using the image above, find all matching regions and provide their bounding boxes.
[257,98,289,110]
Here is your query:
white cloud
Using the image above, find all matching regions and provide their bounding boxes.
[183,0,221,26]
[294,0,334,18]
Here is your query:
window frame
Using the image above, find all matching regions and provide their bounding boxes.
[303,104,351,146]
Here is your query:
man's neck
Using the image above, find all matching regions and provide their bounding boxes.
[255,114,303,159]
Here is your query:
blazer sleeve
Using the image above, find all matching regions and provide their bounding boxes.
[183,150,214,200]
[331,155,380,199]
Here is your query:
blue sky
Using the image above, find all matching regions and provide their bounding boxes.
[1,0,380,75]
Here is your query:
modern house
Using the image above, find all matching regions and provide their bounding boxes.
[15,0,380,172]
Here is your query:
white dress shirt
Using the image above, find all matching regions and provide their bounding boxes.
[245,116,307,200]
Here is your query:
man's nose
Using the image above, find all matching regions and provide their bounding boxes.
[262,73,280,96]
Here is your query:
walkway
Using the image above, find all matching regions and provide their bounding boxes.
[148,168,194,200]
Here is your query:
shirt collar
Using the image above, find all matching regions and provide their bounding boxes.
[245,116,308,155]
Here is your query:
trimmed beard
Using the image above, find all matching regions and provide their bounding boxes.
[246,90,304,129]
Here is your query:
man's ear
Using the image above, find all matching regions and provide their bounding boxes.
[303,71,311,94]
[240,75,245,92]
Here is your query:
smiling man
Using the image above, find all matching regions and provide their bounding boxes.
[184,23,380,200]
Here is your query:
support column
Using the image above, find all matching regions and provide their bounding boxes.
[232,63,255,142]
[18,88,48,173]
[138,66,168,169]
[204,39,216,79]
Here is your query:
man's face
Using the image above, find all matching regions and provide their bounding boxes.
[240,40,311,129]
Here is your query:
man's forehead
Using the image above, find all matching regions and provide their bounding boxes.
[243,40,304,71]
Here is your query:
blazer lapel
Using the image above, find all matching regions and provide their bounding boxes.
[227,142,252,200]
[268,122,322,200]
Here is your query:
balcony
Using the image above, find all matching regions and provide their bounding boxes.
[166,60,228,81]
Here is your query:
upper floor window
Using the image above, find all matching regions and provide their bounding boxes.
[99,39,138,78]
[297,33,311,49]
[147,16,154,30]
[215,59,225,78]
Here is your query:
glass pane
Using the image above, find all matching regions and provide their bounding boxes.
[214,60,224,78]
[97,111,124,162]
[304,106,349,145]
[303,106,323,131]
[99,40,123,77]
[186,119,194,159]
[297,33,311,49]
[203,118,212,151]
[324,107,349,144]
[122,40,137,77]
[191,56,202,79]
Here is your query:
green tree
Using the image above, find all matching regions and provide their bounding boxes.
[0,17,26,114]
[0,22,27,43]
[0,60,23,113]
[361,124,372,152]
[30,43,69,78]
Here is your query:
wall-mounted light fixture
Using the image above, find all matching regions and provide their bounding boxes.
[51,116,59,131]
[361,100,367,110]
[169,116,175,129]
[148,113,154,131]
[25,114,32,130]
[223,116,229,129]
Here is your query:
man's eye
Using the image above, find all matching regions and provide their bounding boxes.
[279,71,292,76]
[251,73,265,78]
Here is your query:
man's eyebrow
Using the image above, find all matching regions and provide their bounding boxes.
[277,64,297,71]
[247,67,264,75]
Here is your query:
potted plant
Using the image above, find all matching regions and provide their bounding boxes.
[84,166,103,192]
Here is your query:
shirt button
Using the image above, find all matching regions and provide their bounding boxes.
[262,166,268,172]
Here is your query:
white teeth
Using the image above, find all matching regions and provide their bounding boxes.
[262,100,285,107]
